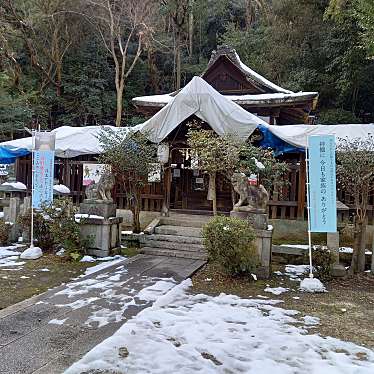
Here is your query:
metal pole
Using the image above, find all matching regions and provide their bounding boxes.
[30,130,35,248]
[305,137,313,278]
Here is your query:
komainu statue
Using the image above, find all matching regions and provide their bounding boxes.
[85,172,115,202]
[231,172,269,212]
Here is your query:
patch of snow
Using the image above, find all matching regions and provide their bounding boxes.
[121,230,133,235]
[0,212,3,218]
[48,318,67,325]
[299,277,326,293]
[302,315,320,325]
[75,214,104,223]
[20,246,42,260]
[285,264,310,277]
[56,248,65,257]
[340,247,372,255]
[39,268,50,272]
[267,224,273,231]
[264,287,289,295]
[251,273,257,281]
[57,297,100,310]
[20,275,29,279]
[53,184,70,194]
[80,255,96,263]
[0,247,21,258]
[83,256,126,276]
[2,181,27,190]
[137,280,176,302]
[66,279,374,374]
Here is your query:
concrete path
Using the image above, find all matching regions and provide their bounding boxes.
[0,254,205,374]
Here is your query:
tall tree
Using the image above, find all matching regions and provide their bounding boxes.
[81,0,158,126]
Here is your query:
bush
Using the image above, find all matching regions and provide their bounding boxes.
[202,216,259,276]
[17,211,54,251]
[313,246,337,282]
[17,198,88,260]
[0,219,10,245]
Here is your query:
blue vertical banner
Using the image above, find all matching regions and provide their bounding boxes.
[33,150,55,209]
[308,135,337,232]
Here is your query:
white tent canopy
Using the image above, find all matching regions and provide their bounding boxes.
[139,76,268,143]
[0,125,143,159]
[264,123,374,149]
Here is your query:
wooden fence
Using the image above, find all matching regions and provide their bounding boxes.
[14,155,374,223]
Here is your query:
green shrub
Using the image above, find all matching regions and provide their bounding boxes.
[17,211,54,251]
[313,246,337,281]
[202,216,259,276]
[0,219,10,245]
[17,198,88,260]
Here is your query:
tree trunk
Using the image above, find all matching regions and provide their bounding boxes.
[115,84,124,127]
[350,219,367,274]
[175,31,181,90]
[188,0,194,57]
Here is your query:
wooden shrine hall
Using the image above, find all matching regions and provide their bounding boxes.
[133,45,319,126]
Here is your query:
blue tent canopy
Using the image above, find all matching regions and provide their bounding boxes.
[0,147,30,164]
[256,124,304,156]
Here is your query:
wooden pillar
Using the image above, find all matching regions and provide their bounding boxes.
[297,153,306,220]
[161,166,171,216]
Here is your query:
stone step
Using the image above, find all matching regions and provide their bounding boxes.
[142,239,205,252]
[155,225,203,238]
[145,234,203,245]
[140,247,208,261]
[159,216,211,228]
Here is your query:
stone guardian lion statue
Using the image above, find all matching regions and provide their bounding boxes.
[231,172,269,212]
[85,172,115,203]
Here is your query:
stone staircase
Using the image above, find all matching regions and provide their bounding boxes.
[140,214,210,260]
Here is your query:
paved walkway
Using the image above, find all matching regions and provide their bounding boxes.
[0,254,205,374]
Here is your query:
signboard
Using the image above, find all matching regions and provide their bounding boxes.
[83,164,107,186]
[308,135,337,233]
[33,132,56,209]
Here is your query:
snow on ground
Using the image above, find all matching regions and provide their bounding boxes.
[66,279,374,374]
[0,244,25,270]
[83,255,126,275]
[264,286,289,295]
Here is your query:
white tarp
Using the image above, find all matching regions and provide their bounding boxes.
[139,76,267,143]
[0,125,143,158]
[265,123,374,149]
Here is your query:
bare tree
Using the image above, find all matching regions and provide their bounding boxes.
[1,0,76,96]
[162,0,189,90]
[80,0,158,126]
[336,136,374,274]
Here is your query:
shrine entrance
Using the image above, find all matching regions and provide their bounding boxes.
[169,147,232,212]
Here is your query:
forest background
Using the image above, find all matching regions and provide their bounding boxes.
[0,0,373,140]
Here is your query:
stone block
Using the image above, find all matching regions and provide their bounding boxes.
[331,263,346,278]
[79,216,123,257]
[80,201,116,219]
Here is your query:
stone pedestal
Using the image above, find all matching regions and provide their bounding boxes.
[79,200,117,219]
[79,216,123,257]
[327,231,346,277]
[230,209,272,279]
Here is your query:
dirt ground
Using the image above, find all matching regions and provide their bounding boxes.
[192,262,374,350]
[0,255,92,310]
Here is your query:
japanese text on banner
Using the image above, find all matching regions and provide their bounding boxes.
[308,135,337,233]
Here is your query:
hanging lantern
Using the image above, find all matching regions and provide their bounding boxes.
[157,143,169,164]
